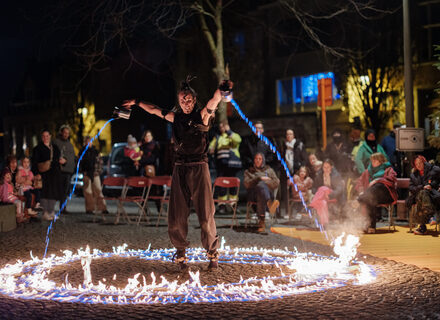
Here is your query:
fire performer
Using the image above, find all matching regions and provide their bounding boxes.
[122,78,232,271]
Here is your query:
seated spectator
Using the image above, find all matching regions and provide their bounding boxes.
[16,156,40,216]
[209,120,242,212]
[406,155,440,235]
[4,154,18,185]
[244,153,280,233]
[0,170,27,223]
[79,136,108,215]
[355,129,388,175]
[139,130,160,177]
[310,159,344,226]
[124,134,142,173]
[290,166,313,202]
[356,153,397,234]
[307,153,322,180]
[288,166,313,219]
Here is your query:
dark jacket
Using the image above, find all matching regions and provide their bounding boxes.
[281,139,308,173]
[407,162,440,208]
[324,142,352,174]
[54,136,76,174]
[312,168,345,203]
[79,145,101,179]
[240,135,275,169]
[31,142,62,200]
[139,140,160,168]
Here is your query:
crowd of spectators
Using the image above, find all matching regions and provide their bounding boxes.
[1,119,439,235]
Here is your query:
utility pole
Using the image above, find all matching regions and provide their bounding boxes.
[403,0,414,127]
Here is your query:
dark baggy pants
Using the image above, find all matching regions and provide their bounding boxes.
[168,162,219,253]
[358,182,393,229]
[247,181,274,220]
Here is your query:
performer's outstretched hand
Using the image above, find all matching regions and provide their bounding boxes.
[122,99,136,109]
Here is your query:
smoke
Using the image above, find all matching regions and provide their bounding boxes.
[326,200,369,239]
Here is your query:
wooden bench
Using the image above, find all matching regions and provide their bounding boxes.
[0,204,17,232]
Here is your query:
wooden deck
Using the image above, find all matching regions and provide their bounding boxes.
[271,225,440,273]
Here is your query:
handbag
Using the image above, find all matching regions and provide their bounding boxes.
[145,165,156,177]
[227,150,242,169]
[37,144,53,173]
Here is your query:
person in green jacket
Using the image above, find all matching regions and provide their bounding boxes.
[355,129,388,175]
[209,120,242,211]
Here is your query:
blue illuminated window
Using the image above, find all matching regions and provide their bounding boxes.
[277,71,339,108]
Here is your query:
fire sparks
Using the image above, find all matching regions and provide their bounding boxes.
[0,237,375,304]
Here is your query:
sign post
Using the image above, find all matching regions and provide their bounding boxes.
[317,78,333,149]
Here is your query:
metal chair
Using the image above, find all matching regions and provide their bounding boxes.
[141,176,173,227]
[101,177,129,225]
[212,177,241,228]
[245,188,278,228]
[119,176,150,225]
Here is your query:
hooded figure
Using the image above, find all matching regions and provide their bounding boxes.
[324,129,352,174]
[244,152,280,233]
[407,155,440,234]
[355,129,388,174]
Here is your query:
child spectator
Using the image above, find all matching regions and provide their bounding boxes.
[124,134,142,171]
[0,170,29,223]
[290,166,314,202]
[17,156,40,216]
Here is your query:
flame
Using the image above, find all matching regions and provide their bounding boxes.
[0,237,375,304]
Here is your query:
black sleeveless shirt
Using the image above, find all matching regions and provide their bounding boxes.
[172,109,210,163]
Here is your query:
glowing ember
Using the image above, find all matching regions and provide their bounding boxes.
[0,237,375,304]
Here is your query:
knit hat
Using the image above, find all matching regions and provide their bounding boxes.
[127,134,137,143]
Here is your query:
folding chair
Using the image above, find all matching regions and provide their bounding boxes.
[101,177,129,225]
[245,188,278,228]
[141,176,173,227]
[119,176,150,225]
[212,177,241,228]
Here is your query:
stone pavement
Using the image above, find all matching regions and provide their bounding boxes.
[0,197,439,319]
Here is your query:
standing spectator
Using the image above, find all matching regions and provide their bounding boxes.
[355,129,387,175]
[244,153,280,233]
[31,130,64,221]
[139,130,160,177]
[4,155,18,185]
[240,121,274,169]
[356,153,397,234]
[406,155,440,235]
[381,122,402,176]
[0,171,28,223]
[124,134,142,175]
[209,120,242,212]
[325,129,352,176]
[79,136,108,215]
[307,153,323,180]
[54,125,75,213]
[310,159,345,226]
[17,156,40,216]
[282,129,308,174]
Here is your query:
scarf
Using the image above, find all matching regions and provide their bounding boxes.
[285,139,296,171]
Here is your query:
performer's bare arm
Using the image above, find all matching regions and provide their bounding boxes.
[122,99,175,122]
[200,80,233,126]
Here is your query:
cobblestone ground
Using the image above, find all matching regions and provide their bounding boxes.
[0,197,439,319]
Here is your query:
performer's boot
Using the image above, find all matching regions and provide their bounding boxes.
[257,218,265,233]
[172,249,189,271]
[207,250,219,271]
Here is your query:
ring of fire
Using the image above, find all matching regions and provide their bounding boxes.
[0,237,376,305]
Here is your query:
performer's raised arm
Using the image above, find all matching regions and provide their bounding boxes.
[200,80,233,125]
[121,99,175,122]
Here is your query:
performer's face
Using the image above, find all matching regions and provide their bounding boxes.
[178,92,196,114]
